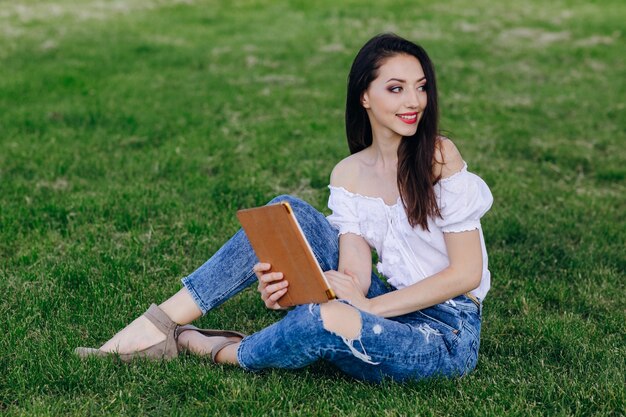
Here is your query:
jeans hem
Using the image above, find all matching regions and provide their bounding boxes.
[180,276,209,315]
[236,336,259,373]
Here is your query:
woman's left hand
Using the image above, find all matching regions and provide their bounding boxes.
[324,269,371,313]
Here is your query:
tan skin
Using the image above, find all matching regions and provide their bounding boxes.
[260,55,482,312]
[99,53,483,364]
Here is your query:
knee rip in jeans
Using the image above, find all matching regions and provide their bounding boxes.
[318,302,380,365]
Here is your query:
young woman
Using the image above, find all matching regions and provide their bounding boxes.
[76,33,493,383]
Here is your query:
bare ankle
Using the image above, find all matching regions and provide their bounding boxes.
[214,342,240,364]
[158,288,203,324]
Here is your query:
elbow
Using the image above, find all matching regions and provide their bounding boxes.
[465,261,483,291]
[467,270,482,291]
[454,261,482,293]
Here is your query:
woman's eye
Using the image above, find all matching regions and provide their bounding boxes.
[417,85,426,92]
[389,86,402,93]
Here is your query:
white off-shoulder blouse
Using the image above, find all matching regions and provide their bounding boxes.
[326,162,494,300]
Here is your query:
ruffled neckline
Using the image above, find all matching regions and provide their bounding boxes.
[328,185,403,208]
[328,162,469,205]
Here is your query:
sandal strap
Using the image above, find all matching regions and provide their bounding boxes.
[175,324,246,340]
[144,304,179,357]
[211,339,240,363]
[144,304,178,335]
[143,304,178,357]
[175,324,245,362]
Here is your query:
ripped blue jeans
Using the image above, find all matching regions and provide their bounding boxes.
[182,195,482,383]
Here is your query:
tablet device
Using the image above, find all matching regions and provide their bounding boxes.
[236,201,336,307]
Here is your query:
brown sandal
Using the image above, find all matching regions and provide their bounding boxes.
[175,324,246,362]
[75,303,179,362]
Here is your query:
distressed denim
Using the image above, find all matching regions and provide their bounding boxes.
[181,195,339,314]
[182,195,482,383]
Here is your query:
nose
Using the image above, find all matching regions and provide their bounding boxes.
[406,89,421,109]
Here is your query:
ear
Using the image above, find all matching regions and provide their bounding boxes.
[361,91,371,109]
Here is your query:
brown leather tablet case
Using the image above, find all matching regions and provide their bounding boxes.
[236,201,336,307]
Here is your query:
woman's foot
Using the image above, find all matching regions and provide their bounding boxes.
[177,330,241,363]
[99,315,166,354]
[96,288,203,355]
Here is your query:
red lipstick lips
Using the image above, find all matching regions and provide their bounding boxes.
[397,112,418,125]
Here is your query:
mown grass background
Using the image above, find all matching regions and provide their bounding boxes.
[0,0,624,415]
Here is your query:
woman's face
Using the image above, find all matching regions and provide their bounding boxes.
[361,53,427,141]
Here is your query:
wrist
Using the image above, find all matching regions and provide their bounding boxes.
[363,297,376,315]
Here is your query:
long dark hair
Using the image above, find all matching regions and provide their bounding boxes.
[345,33,441,230]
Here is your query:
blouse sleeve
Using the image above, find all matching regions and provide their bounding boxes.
[434,163,493,233]
[326,186,362,236]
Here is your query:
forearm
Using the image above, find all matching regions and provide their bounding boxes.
[337,234,372,295]
[367,229,484,317]
[367,266,481,318]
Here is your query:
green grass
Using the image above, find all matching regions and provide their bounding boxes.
[1,0,624,415]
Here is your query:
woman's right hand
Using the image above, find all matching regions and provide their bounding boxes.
[254,262,289,310]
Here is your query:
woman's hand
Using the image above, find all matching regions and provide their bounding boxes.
[254,262,288,310]
[324,269,372,313]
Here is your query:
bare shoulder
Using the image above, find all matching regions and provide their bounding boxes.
[330,152,364,191]
[433,136,465,179]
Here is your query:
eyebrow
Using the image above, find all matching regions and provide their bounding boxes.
[385,76,427,83]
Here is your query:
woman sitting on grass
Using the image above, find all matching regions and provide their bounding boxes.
[76,33,493,383]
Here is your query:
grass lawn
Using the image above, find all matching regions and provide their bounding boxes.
[0,0,624,415]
